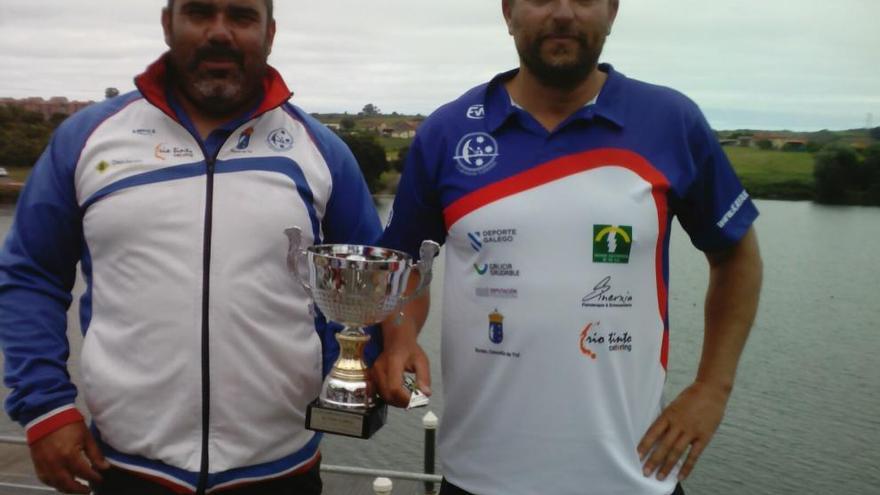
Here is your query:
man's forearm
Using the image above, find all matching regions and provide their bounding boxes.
[382,289,430,343]
[698,227,763,393]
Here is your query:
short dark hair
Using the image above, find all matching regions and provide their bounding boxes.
[166,0,274,21]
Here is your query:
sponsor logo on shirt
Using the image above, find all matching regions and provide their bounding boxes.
[488,309,504,343]
[579,321,633,360]
[475,287,518,299]
[466,104,485,119]
[267,128,294,151]
[131,128,156,136]
[154,143,170,160]
[454,132,499,175]
[474,310,522,358]
[592,225,632,264]
[471,229,517,246]
[717,190,750,228]
[581,276,633,308]
[474,263,520,277]
[154,144,195,160]
[96,158,144,173]
[470,229,520,275]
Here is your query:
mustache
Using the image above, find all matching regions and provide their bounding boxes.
[539,29,585,42]
[189,45,245,70]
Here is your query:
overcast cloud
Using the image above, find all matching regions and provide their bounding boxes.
[1,0,878,130]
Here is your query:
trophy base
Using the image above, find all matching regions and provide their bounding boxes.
[305,399,387,439]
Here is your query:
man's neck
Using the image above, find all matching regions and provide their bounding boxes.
[505,66,607,133]
[172,87,256,141]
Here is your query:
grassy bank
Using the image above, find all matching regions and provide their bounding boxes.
[723,147,815,200]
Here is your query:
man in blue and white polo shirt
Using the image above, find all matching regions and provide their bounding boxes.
[378,1,763,494]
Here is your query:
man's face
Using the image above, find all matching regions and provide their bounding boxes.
[162,0,276,117]
[503,0,618,89]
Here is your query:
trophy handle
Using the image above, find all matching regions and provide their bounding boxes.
[400,240,440,304]
[284,226,314,299]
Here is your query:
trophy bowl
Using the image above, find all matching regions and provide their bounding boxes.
[285,227,438,438]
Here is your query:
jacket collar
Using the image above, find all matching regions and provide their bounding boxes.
[134,53,293,123]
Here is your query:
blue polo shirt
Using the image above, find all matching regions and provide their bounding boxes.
[380,64,757,495]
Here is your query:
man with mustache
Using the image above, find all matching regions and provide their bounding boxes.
[0,1,425,493]
[378,1,763,494]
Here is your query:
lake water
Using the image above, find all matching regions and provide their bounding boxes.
[0,199,878,494]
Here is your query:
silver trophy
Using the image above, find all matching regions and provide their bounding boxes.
[285,226,439,438]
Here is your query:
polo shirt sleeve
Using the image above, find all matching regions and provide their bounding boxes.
[674,107,759,252]
[378,133,447,259]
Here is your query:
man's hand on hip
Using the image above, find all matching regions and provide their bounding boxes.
[637,381,730,482]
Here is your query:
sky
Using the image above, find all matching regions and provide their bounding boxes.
[0,0,878,131]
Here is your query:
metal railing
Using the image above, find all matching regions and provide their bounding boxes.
[0,412,441,494]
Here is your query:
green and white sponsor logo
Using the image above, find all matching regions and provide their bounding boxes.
[593,225,633,264]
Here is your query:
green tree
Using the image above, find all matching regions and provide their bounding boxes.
[49,112,69,129]
[813,144,859,204]
[360,103,381,117]
[870,127,880,141]
[339,117,356,132]
[755,139,773,150]
[0,105,54,167]
[390,145,409,173]
[863,144,880,205]
[340,133,388,192]
[805,141,823,153]
[808,129,841,148]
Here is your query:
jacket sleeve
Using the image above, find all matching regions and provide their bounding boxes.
[0,126,86,443]
[320,135,383,246]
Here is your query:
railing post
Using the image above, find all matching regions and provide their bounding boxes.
[422,411,439,494]
[373,477,393,494]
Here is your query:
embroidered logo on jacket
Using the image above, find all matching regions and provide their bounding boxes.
[236,127,254,150]
[267,128,294,151]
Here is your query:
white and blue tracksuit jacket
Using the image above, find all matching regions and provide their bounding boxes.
[0,56,382,493]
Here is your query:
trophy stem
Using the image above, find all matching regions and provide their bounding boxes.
[330,330,371,381]
[319,330,374,410]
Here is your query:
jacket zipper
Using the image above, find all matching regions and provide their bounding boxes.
[196,152,216,495]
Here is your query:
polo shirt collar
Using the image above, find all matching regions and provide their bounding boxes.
[484,63,626,132]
